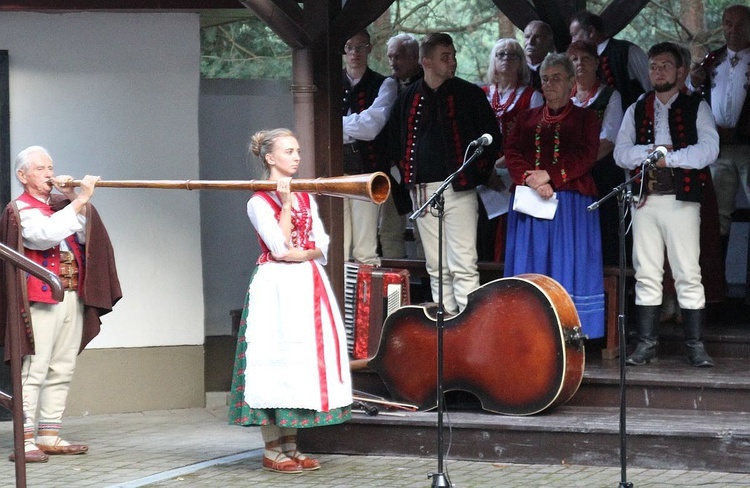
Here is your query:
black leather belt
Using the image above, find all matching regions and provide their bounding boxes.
[343,143,359,156]
[646,168,676,195]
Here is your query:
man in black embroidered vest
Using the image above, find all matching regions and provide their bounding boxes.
[0,146,121,462]
[342,30,397,266]
[523,20,555,91]
[377,33,424,259]
[688,4,750,276]
[388,33,502,314]
[569,10,651,112]
[614,43,719,367]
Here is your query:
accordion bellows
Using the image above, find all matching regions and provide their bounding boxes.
[344,263,410,359]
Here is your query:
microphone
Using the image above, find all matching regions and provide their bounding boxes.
[643,146,668,167]
[469,133,493,147]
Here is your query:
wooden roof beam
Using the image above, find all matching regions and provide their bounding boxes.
[331,0,394,42]
[240,0,310,49]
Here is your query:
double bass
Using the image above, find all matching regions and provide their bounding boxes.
[364,273,586,416]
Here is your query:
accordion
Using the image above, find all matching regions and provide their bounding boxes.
[344,262,410,359]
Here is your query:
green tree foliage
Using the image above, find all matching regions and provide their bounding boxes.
[200,16,291,79]
[369,0,502,81]
[200,0,737,81]
[601,0,737,58]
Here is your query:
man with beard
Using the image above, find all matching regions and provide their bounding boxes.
[614,42,719,367]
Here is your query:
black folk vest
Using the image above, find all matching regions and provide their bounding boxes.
[632,92,710,203]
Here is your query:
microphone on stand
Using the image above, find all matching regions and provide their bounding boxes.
[587,147,667,212]
[468,133,493,147]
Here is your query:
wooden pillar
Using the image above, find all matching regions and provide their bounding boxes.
[307,0,345,302]
[291,49,316,180]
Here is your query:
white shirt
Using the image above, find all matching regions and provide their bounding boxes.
[571,86,624,143]
[342,75,398,144]
[486,85,544,132]
[17,195,87,251]
[614,92,719,171]
[688,47,750,129]
[247,193,328,266]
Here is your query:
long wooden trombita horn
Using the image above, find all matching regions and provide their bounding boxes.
[55,171,391,204]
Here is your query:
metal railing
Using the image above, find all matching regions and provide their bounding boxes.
[0,242,63,488]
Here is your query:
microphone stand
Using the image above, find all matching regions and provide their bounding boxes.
[410,143,486,488]
[588,160,654,488]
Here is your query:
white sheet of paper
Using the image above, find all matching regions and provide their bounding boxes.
[512,185,558,220]
[477,185,511,219]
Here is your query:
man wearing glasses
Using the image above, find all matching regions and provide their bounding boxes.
[341,30,397,266]
[614,42,719,368]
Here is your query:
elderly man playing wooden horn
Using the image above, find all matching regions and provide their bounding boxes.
[0,145,121,463]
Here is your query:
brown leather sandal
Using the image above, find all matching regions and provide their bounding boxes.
[262,440,302,474]
[279,435,321,471]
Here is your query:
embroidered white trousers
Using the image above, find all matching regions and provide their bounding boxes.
[632,195,704,309]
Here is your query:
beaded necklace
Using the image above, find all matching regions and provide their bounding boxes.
[534,102,573,180]
[541,101,573,124]
[491,84,517,119]
[571,81,600,107]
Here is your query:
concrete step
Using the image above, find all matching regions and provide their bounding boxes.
[300,405,750,473]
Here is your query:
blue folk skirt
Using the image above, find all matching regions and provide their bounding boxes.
[504,190,605,338]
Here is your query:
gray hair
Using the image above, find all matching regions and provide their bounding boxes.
[387,33,419,58]
[15,145,51,176]
[540,52,575,80]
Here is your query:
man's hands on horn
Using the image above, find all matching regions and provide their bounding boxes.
[53,174,100,214]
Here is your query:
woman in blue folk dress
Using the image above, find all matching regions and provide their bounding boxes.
[229,128,352,474]
[503,53,605,339]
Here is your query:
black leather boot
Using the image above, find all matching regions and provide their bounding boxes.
[626,305,660,366]
[682,308,714,367]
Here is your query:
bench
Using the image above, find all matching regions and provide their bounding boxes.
[380,258,632,359]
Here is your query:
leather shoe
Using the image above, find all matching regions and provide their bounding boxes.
[262,453,302,474]
[291,454,320,471]
[37,442,88,455]
[8,449,49,463]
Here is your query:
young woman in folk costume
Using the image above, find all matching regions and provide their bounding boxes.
[229,128,352,474]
